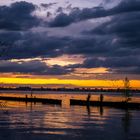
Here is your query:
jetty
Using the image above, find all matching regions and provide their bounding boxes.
[0,92,140,109]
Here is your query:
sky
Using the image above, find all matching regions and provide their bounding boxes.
[0,0,140,88]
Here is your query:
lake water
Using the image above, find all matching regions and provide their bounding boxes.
[0,100,140,140]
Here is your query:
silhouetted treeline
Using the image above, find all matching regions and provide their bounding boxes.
[0,86,140,93]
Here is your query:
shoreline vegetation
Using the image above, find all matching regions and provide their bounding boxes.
[0,86,140,93]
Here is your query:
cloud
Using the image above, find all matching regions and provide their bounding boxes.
[0,1,40,30]
[74,3,140,74]
[81,56,140,70]
[45,64,73,75]
[0,60,73,75]
[40,3,57,9]
[64,55,140,74]
[0,32,69,60]
[49,0,140,27]
[0,32,21,45]
[82,14,140,59]
[0,0,140,75]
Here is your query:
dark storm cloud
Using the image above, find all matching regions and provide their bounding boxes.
[0,32,21,45]
[65,56,140,74]
[0,1,40,30]
[0,0,140,75]
[82,56,140,68]
[45,65,73,75]
[49,0,140,27]
[116,67,140,74]
[0,32,69,60]
[78,5,140,74]
[63,37,110,55]
[0,60,73,75]
[0,60,47,73]
[87,12,140,44]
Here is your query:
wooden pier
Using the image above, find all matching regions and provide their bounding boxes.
[0,96,61,105]
[0,93,140,109]
[70,99,140,109]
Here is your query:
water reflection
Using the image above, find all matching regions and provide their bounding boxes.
[86,104,91,116]
[0,100,140,140]
[122,109,131,133]
[99,105,104,116]
[86,104,104,117]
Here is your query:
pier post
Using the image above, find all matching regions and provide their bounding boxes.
[25,94,28,105]
[100,94,104,105]
[34,96,36,104]
[25,94,28,99]
[87,94,91,106]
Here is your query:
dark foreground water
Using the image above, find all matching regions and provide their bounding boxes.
[0,101,140,140]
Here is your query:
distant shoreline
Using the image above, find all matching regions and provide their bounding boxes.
[0,87,140,93]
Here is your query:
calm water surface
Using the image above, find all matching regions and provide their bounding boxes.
[0,100,140,140]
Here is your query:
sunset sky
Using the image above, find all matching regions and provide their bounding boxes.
[0,0,140,88]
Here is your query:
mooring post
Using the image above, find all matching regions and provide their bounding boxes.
[25,94,28,99]
[30,90,33,102]
[34,96,36,104]
[25,94,28,105]
[87,94,91,106]
[100,94,104,104]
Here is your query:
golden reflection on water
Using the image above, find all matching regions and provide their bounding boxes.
[1,99,140,140]
[33,130,67,135]
[0,100,108,131]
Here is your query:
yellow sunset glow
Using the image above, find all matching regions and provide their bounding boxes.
[0,77,139,88]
